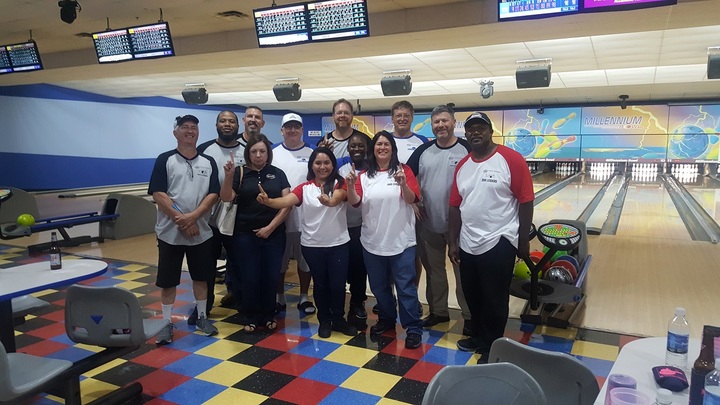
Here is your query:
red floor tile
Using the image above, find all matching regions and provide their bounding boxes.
[132,347,191,368]
[263,352,320,377]
[134,369,191,397]
[255,332,307,352]
[403,360,445,383]
[19,339,69,357]
[271,377,336,405]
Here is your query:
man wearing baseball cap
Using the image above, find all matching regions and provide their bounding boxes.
[272,113,316,315]
[447,112,534,363]
[148,115,220,344]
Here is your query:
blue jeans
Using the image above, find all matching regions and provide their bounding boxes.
[230,230,286,325]
[301,243,349,324]
[363,246,422,335]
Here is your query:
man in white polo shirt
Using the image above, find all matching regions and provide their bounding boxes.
[272,113,316,315]
[448,112,534,363]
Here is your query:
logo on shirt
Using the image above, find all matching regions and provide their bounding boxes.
[266,174,276,180]
[481,169,498,184]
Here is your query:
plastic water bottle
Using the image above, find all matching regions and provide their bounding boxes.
[704,360,720,405]
[655,388,673,404]
[666,307,690,369]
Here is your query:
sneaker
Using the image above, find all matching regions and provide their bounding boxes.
[372,304,380,314]
[405,332,422,349]
[155,322,175,345]
[350,302,368,320]
[422,313,450,328]
[188,306,198,325]
[462,319,473,336]
[456,337,482,352]
[476,351,490,364]
[370,319,396,335]
[318,321,332,338]
[196,315,218,337]
[332,319,358,336]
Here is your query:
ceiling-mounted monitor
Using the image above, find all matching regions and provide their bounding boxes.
[92,21,175,64]
[307,0,369,42]
[254,3,310,47]
[0,40,44,74]
[498,0,579,21]
[582,0,676,12]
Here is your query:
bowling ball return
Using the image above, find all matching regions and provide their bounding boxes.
[509,219,592,328]
[0,188,120,254]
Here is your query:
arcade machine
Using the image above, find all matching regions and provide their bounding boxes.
[509,219,592,328]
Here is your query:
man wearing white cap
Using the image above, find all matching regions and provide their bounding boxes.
[448,112,534,363]
[272,113,316,314]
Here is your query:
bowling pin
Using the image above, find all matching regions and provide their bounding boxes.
[552,112,577,130]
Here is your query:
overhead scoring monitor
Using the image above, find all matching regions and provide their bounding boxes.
[92,21,175,64]
[254,3,310,47]
[307,0,369,42]
[0,41,44,75]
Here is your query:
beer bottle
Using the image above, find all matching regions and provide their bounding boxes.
[49,231,62,270]
[690,325,720,404]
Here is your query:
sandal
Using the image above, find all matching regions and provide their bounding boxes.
[265,320,277,331]
[243,324,257,333]
[297,301,316,314]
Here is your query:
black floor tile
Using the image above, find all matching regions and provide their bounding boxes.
[345,332,394,351]
[92,361,156,386]
[576,328,620,345]
[232,369,295,396]
[228,345,284,367]
[385,377,428,405]
[363,352,418,376]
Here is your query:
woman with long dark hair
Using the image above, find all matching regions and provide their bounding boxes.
[257,147,357,338]
[345,131,424,349]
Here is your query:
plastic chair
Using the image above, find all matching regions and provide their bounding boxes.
[11,295,50,318]
[0,340,72,402]
[488,337,600,405]
[64,284,168,347]
[421,362,547,405]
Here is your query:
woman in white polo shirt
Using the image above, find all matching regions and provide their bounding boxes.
[345,130,424,349]
[257,147,357,339]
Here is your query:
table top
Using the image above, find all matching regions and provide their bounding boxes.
[594,336,699,404]
[0,259,107,301]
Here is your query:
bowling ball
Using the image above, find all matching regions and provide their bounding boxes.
[544,267,574,285]
[551,259,578,280]
[529,251,550,271]
[541,246,569,262]
[17,214,35,226]
[555,255,580,275]
[505,128,536,157]
[513,260,531,279]
[669,125,709,159]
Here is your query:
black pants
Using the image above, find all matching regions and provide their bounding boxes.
[459,237,517,352]
[210,227,242,310]
[347,226,368,304]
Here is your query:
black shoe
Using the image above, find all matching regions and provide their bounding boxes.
[405,333,422,349]
[220,293,236,308]
[349,302,368,320]
[332,319,358,336]
[462,319,473,336]
[275,302,287,315]
[417,300,424,318]
[476,351,490,364]
[318,321,332,338]
[370,319,396,335]
[372,304,380,314]
[422,314,450,328]
[457,337,482,352]
[187,306,198,325]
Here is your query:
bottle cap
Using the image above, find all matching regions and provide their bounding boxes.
[656,388,672,404]
[674,307,686,316]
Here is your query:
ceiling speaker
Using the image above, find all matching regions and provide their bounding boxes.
[381,75,412,96]
[181,88,208,104]
[273,83,302,101]
[516,66,551,89]
[708,55,720,79]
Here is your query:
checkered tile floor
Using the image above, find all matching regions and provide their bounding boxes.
[2,244,639,404]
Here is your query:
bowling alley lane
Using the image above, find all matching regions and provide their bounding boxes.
[615,178,692,241]
[532,172,605,226]
[681,175,720,223]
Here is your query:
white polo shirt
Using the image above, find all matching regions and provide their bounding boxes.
[272,142,315,232]
[291,180,350,248]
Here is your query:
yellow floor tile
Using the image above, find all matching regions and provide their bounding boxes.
[537,325,579,339]
[196,362,259,386]
[118,263,150,271]
[378,398,414,405]
[81,358,128,377]
[114,280,146,290]
[571,340,619,361]
[112,271,149,281]
[196,339,252,360]
[205,388,267,405]
[325,345,379,367]
[213,322,245,339]
[432,332,466,351]
[341,368,401,397]
[79,378,122,402]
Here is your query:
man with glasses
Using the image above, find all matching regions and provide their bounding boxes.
[390,100,428,164]
[148,115,220,344]
[318,98,368,160]
[272,113,316,315]
[448,112,534,363]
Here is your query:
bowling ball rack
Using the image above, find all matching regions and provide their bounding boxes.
[509,219,592,328]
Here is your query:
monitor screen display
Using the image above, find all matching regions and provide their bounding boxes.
[92,22,175,63]
[307,0,369,42]
[498,0,579,20]
[254,3,310,47]
[0,41,43,74]
[582,0,676,11]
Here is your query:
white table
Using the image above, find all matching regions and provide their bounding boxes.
[594,336,699,404]
[0,259,107,352]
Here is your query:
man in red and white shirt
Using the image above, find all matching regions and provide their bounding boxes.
[448,112,534,363]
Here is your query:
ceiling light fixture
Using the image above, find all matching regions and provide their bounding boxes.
[479,80,494,99]
[516,58,552,89]
[381,70,412,97]
[273,78,301,102]
[619,95,629,110]
[182,83,208,105]
[58,0,81,24]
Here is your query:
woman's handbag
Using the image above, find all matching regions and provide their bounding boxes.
[210,166,242,236]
